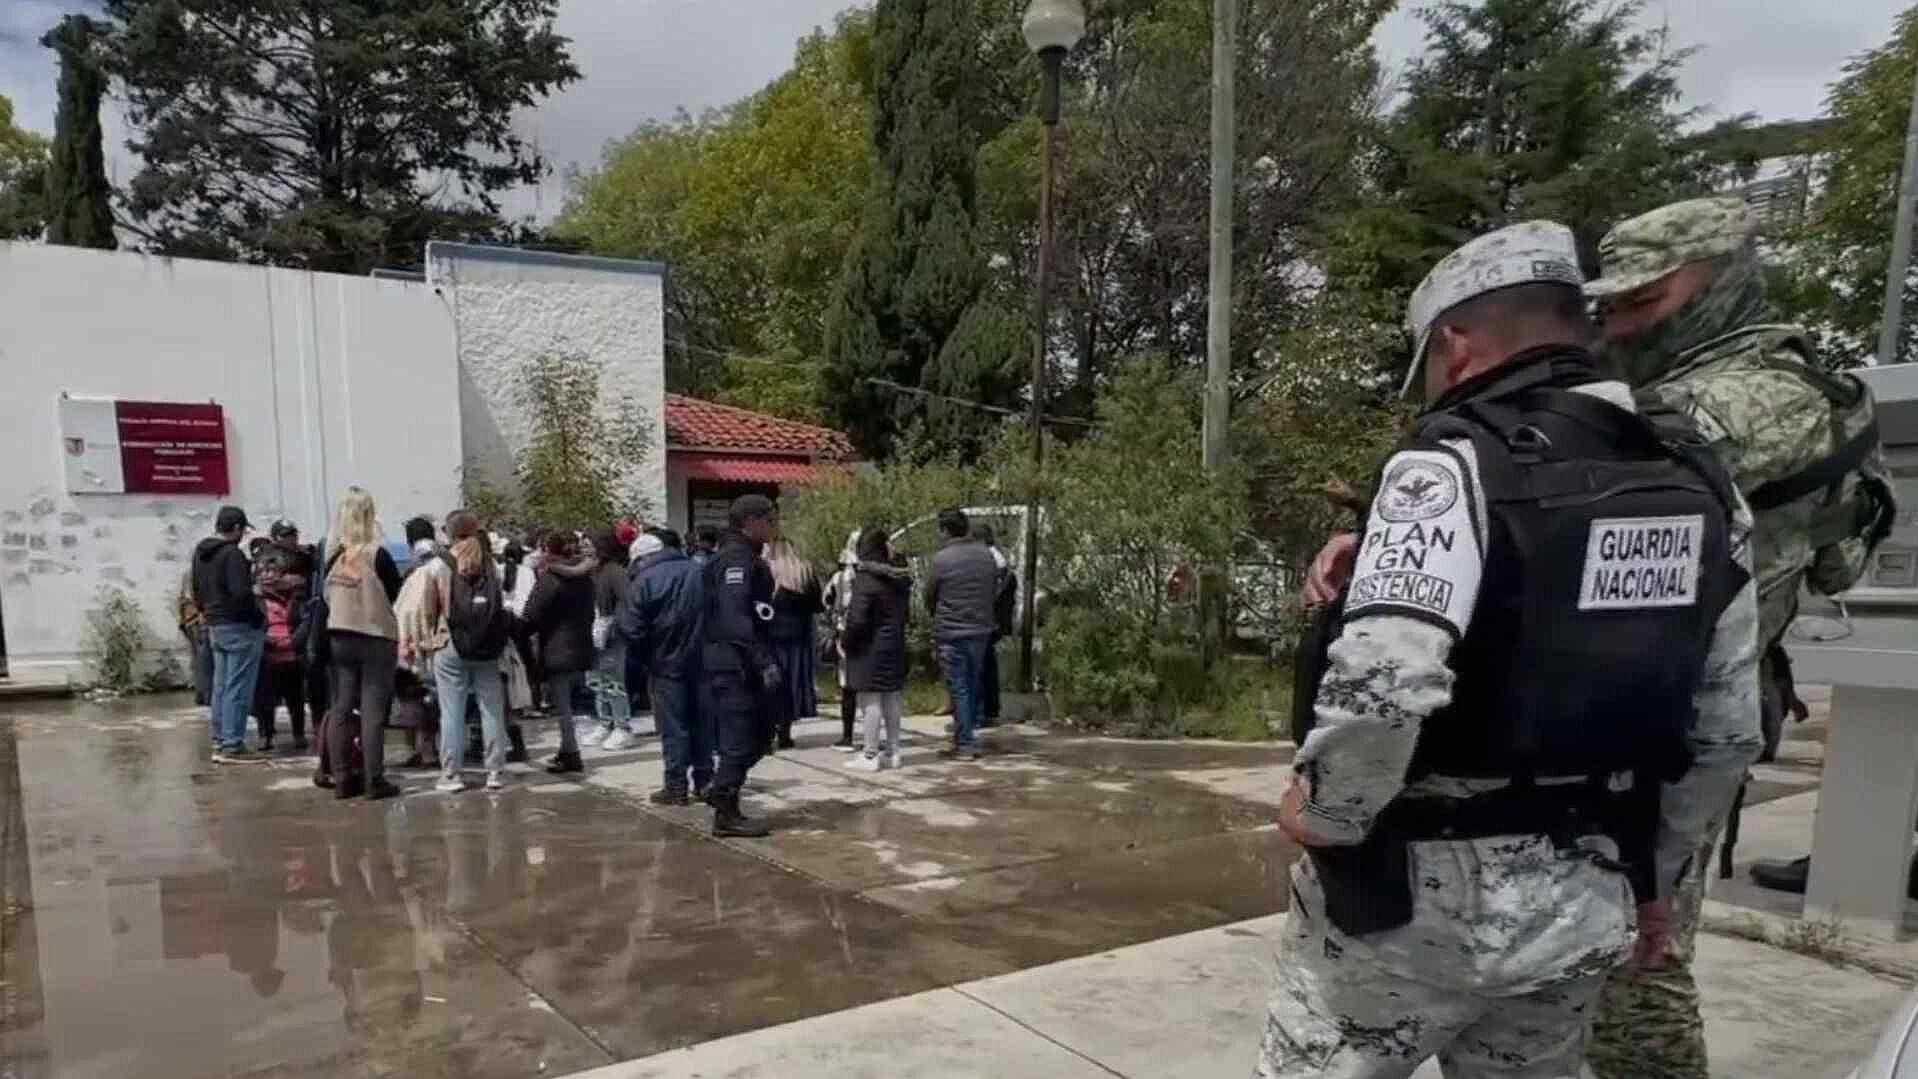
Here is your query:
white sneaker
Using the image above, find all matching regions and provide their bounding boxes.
[833,741,858,753]
[485,771,506,791]
[845,754,882,772]
[580,724,610,748]
[886,751,904,770]
[602,728,633,751]
[435,776,466,793]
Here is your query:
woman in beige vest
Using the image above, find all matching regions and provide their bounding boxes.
[321,487,403,801]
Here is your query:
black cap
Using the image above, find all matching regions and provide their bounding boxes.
[269,520,299,539]
[216,506,251,534]
[728,494,777,528]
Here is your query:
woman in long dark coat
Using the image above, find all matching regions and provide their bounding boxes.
[842,527,910,772]
[765,538,823,750]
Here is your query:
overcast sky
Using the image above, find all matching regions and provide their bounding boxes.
[0,0,1907,223]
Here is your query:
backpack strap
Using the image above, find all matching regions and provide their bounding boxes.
[1747,413,1882,512]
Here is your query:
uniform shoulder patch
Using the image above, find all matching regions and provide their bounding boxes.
[1578,515,1703,610]
[1377,457,1460,522]
[724,566,746,586]
[1345,449,1484,637]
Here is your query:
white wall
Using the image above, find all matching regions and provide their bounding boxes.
[666,460,690,532]
[0,244,463,677]
[426,243,667,520]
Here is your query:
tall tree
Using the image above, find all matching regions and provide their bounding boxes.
[559,12,876,421]
[0,95,50,240]
[1782,5,1918,364]
[822,0,1003,458]
[1332,0,1717,295]
[42,16,117,250]
[974,0,1392,403]
[104,0,578,273]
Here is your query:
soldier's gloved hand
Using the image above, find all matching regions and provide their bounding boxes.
[1303,533,1359,608]
[1631,897,1677,971]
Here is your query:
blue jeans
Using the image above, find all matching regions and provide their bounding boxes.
[435,651,506,777]
[209,623,265,751]
[938,637,991,749]
[590,641,631,725]
[655,673,713,793]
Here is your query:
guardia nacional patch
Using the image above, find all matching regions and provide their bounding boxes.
[1578,515,1703,610]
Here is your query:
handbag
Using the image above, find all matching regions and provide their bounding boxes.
[500,645,534,712]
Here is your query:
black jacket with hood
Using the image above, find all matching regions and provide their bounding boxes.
[843,561,911,693]
[193,536,263,628]
[521,555,596,674]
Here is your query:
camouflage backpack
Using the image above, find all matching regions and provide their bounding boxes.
[1663,325,1896,603]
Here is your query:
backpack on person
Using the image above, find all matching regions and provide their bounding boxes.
[442,554,511,661]
[297,547,337,667]
[263,594,300,665]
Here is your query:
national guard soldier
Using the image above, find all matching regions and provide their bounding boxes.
[1258,221,1763,1078]
[1583,196,1897,1079]
[701,494,784,838]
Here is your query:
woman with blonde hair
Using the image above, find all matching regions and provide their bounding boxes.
[765,537,823,750]
[319,486,403,800]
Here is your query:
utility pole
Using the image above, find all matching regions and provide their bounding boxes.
[1878,58,1918,365]
[1200,0,1236,663]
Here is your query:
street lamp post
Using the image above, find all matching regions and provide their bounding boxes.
[1018,0,1085,693]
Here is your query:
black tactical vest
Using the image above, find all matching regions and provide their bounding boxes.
[1408,352,1743,783]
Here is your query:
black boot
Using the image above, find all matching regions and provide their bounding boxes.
[546,751,584,775]
[1752,854,1918,899]
[1749,856,1810,894]
[712,793,770,838]
[649,787,690,806]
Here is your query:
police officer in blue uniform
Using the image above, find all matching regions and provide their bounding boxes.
[700,494,784,838]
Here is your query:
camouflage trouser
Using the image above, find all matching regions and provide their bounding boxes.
[1257,835,1634,1078]
[1586,838,1715,1079]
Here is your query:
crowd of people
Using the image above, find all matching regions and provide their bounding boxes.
[175,488,1018,836]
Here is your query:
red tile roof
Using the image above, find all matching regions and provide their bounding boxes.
[664,395,855,458]
[675,454,850,485]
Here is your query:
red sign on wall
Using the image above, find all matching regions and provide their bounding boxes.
[115,401,229,495]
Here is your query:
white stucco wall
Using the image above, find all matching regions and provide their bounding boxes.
[425,243,667,520]
[0,243,463,678]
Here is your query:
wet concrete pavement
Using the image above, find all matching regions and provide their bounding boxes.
[0,695,1299,1078]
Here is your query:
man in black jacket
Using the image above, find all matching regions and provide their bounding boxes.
[700,496,781,837]
[194,505,269,763]
[622,527,710,805]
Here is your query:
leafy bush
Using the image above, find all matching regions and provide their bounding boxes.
[82,586,152,694]
[507,350,656,531]
[1036,360,1250,726]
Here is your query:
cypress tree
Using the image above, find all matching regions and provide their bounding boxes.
[42,15,117,250]
[823,0,990,458]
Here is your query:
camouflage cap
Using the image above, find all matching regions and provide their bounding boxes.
[1585,197,1758,300]
[1400,220,1583,394]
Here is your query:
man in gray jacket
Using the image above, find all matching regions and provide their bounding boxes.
[926,509,998,760]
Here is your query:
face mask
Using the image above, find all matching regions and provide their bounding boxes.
[1600,248,1773,387]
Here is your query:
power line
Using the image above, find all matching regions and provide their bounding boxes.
[663,336,1098,429]
[863,378,1098,429]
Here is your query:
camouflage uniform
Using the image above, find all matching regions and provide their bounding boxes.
[1583,198,1895,1079]
[1260,223,1763,1078]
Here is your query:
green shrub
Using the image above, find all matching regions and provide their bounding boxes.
[83,586,152,694]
